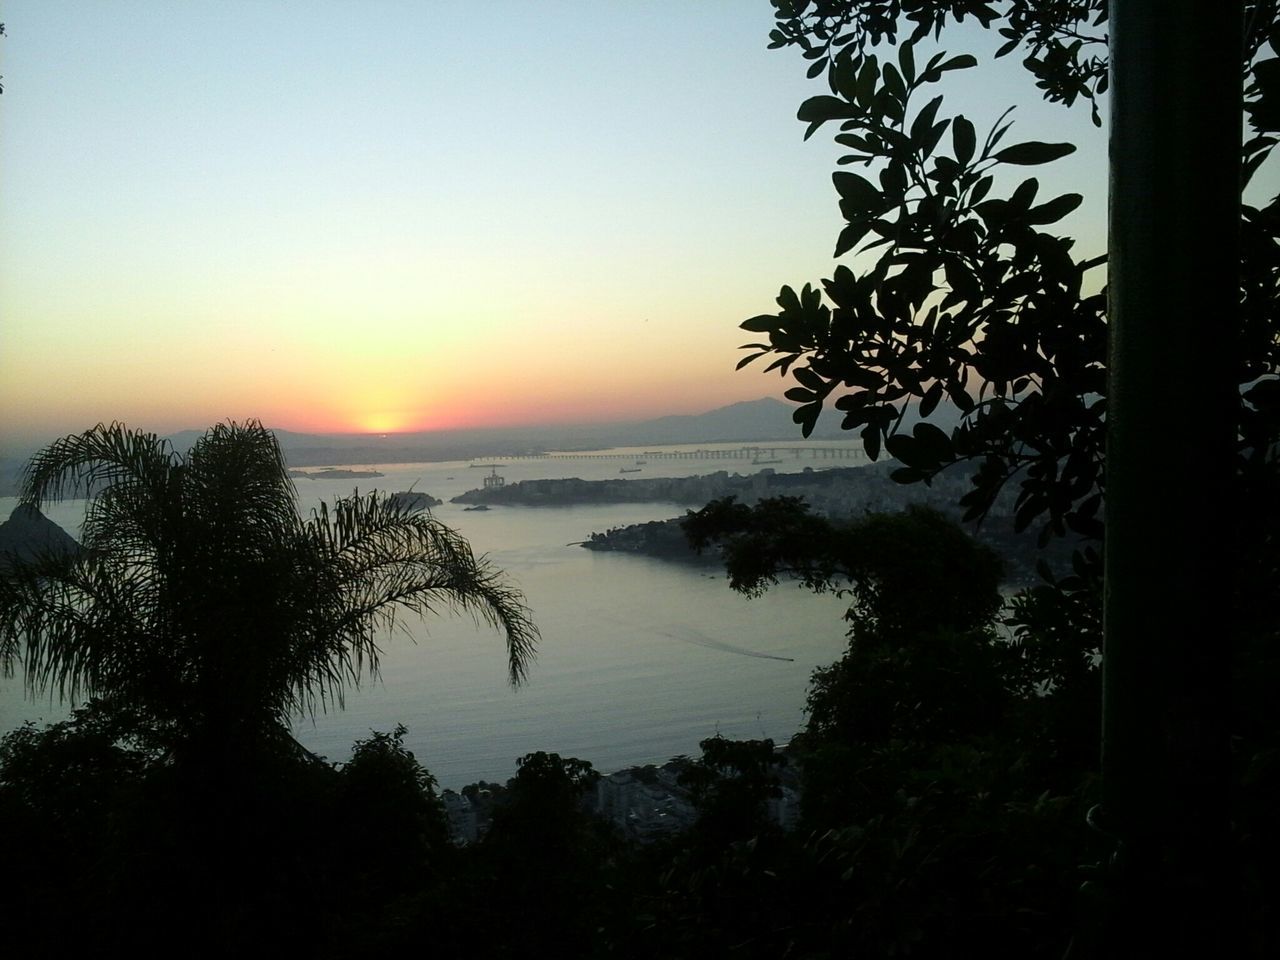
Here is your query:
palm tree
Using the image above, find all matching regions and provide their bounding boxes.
[0,420,538,758]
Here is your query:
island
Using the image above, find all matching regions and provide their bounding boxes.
[451,463,925,510]
[389,491,442,511]
[288,468,385,480]
[565,463,1078,587]
[0,504,80,569]
[583,518,722,565]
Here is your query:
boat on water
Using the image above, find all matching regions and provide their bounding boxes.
[620,467,642,474]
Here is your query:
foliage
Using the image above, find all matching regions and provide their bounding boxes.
[333,724,449,888]
[735,9,1280,947]
[485,750,602,850]
[0,421,538,758]
[678,734,787,844]
[683,489,1099,953]
[742,0,1280,553]
[769,1,1110,122]
[471,752,612,958]
[684,498,1003,638]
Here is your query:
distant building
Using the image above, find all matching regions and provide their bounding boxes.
[594,768,697,841]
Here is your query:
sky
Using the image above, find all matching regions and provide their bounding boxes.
[0,1,1113,448]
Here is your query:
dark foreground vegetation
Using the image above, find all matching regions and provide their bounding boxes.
[1,494,1276,957]
[3,1,1279,955]
[0,505,1093,957]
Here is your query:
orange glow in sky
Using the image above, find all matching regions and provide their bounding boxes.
[0,4,1112,451]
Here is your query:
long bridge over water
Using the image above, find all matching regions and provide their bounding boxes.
[471,445,864,465]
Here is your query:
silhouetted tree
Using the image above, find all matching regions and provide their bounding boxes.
[0,421,538,764]
[740,2,1280,953]
[685,498,1097,955]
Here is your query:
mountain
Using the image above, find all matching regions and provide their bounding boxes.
[1,396,963,479]
[619,397,844,444]
[0,504,80,567]
[253,398,854,466]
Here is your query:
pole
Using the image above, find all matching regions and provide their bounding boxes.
[1102,1,1241,952]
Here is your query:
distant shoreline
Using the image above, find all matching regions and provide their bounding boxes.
[287,468,385,480]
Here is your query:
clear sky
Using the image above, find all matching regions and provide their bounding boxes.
[0,1,1111,447]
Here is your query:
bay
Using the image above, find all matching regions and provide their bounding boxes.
[0,445,858,790]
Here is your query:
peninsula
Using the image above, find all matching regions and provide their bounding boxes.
[288,468,385,480]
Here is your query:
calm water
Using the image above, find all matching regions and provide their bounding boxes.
[0,446,858,789]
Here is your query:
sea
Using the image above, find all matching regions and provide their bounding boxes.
[0,443,862,790]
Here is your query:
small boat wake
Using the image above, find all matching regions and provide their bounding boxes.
[657,626,795,662]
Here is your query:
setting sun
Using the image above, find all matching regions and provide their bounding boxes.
[357,412,409,435]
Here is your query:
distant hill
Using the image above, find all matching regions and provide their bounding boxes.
[187,396,959,467]
[249,398,858,466]
[0,504,79,567]
[619,397,844,444]
[0,395,962,479]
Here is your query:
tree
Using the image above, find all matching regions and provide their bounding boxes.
[744,1,1280,952]
[0,420,538,761]
[677,734,787,845]
[744,1,1276,542]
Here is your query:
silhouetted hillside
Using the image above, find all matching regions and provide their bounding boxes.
[0,504,79,566]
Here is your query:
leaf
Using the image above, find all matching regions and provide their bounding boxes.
[833,171,882,211]
[860,423,882,461]
[921,53,977,82]
[1009,177,1040,211]
[793,403,820,438]
[898,39,915,85]
[740,314,779,333]
[910,95,944,148]
[797,95,858,123]
[936,54,978,73]
[921,118,951,159]
[952,116,976,166]
[855,55,880,108]
[884,432,928,468]
[1026,193,1083,225]
[1014,493,1046,533]
[947,380,975,413]
[919,381,943,418]
[969,175,994,204]
[834,222,872,258]
[995,141,1076,165]
[785,387,816,404]
[912,421,953,463]
[834,132,872,151]
[793,366,825,391]
[882,62,906,102]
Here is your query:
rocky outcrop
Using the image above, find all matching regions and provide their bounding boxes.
[0,504,79,567]
[389,491,442,511]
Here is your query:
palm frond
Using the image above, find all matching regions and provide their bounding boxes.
[0,549,155,703]
[21,422,172,508]
[300,491,539,691]
[6,421,540,744]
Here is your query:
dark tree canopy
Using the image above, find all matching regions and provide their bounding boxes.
[742,0,1279,549]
